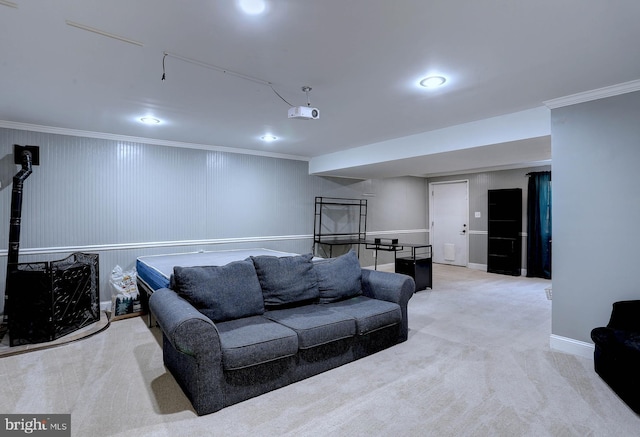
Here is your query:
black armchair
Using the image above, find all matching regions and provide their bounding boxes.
[591,300,640,414]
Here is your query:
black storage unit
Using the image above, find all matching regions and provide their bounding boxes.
[394,244,432,292]
[487,189,522,276]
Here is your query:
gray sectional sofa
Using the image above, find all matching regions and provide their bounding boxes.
[149,250,415,415]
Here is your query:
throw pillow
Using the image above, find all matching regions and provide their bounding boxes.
[251,253,319,308]
[314,250,362,303]
[172,260,265,323]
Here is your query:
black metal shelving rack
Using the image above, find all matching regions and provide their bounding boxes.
[313,197,367,258]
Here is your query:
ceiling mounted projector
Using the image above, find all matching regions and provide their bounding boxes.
[288,106,320,120]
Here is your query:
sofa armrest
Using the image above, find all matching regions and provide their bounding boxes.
[149,288,225,415]
[607,300,640,332]
[361,269,415,341]
[149,288,220,353]
[361,269,414,304]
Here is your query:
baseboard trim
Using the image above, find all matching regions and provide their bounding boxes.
[468,263,487,271]
[549,334,594,360]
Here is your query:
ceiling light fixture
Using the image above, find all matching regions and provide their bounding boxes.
[140,117,160,125]
[261,134,277,142]
[420,75,447,88]
[238,0,267,15]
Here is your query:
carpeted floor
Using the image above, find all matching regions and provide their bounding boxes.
[0,311,111,358]
[1,264,638,436]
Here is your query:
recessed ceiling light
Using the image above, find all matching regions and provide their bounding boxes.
[420,76,447,88]
[140,117,160,125]
[261,134,277,142]
[238,0,266,15]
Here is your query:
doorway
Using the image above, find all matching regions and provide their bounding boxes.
[429,181,469,266]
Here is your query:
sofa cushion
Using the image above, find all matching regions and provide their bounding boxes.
[172,260,265,323]
[251,253,319,308]
[264,305,356,349]
[216,316,299,370]
[314,250,362,304]
[325,296,401,335]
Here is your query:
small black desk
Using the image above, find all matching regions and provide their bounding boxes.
[363,239,432,292]
[364,238,401,270]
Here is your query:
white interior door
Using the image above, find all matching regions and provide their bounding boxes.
[430,181,469,266]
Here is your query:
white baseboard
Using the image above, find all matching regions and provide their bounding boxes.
[549,334,594,359]
[468,263,487,271]
[100,301,112,312]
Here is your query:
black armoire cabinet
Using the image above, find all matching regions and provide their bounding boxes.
[487,188,522,276]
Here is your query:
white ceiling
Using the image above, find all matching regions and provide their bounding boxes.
[1,1,639,178]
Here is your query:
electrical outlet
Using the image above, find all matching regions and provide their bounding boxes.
[475,211,481,218]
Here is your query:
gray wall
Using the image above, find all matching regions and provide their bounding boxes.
[313,177,428,267]
[0,128,426,309]
[551,91,640,343]
[427,165,551,269]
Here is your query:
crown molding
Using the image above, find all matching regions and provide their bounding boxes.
[0,120,310,162]
[544,79,640,109]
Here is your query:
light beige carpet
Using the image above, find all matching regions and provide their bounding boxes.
[0,311,110,358]
[1,264,638,436]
